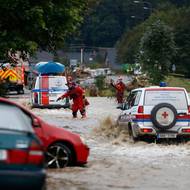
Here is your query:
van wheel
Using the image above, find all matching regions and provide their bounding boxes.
[132,130,139,142]
[116,116,122,126]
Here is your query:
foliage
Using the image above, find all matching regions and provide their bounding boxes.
[122,63,136,74]
[80,0,132,47]
[95,75,106,90]
[75,0,189,48]
[138,20,176,84]
[88,63,102,69]
[53,54,70,67]
[116,24,144,64]
[173,8,190,77]
[169,0,190,6]
[117,5,190,77]
[0,0,88,63]
[166,75,190,92]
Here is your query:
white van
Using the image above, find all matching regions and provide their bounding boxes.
[117,86,190,141]
[31,75,70,108]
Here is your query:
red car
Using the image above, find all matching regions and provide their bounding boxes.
[0,97,89,168]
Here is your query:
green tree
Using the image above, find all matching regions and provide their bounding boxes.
[117,5,190,77]
[0,0,88,63]
[116,2,176,65]
[80,0,132,47]
[95,75,105,90]
[139,20,176,84]
[77,0,189,48]
[173,8,190,77]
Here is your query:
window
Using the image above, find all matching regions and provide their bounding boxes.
[144,90,188,110]
[126,91,141,109]
[134,91,142,106]
[0,103,34,132]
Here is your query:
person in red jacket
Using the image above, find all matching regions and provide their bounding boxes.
[57,82,87,118]
[110,77,126,107]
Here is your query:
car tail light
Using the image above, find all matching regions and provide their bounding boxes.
[182,129,190,133]
[138,106,144,113]
[28,140,44,165]
[141,128,153,133]
[7,141,44,165]
[188,106,190,113]
[7,150,28,164]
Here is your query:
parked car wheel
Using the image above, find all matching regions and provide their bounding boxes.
[151,103,177,130]
[46,143,73,168]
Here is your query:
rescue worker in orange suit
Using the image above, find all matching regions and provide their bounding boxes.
[57,82,87,118]
[110,77,126,108]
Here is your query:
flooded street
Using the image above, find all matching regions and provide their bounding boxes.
[2,1,190,189]
[13,96,190,190]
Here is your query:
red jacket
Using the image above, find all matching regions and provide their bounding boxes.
[112,82,126,93]
[61,86,84,111]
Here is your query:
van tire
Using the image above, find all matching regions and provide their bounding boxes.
[128,124,139,142]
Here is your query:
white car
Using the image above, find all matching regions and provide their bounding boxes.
[31,75,70,108]
[117,85,190,141]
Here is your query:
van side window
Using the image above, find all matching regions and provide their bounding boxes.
[134,91,142,106]
[126,91,141,108]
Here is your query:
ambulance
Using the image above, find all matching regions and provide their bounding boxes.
[31,75,70,108]
[117,85,190,142]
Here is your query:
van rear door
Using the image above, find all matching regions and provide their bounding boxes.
[48,76,68,105]
[144,89,189,128]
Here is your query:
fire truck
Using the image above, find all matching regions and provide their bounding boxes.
[0,63,25,94]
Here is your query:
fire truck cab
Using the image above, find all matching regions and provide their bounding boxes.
[0,63,25,94]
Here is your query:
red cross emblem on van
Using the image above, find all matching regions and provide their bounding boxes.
[162,112,168,119]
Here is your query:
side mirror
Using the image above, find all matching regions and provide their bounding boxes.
[32,118,41,127]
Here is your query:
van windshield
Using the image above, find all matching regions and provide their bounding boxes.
[144,90,188,110]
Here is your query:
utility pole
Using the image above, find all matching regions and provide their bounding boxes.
[80,48,84,65]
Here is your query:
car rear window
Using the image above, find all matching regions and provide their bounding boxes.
[144,90,188,110]
[0,103,34,132]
